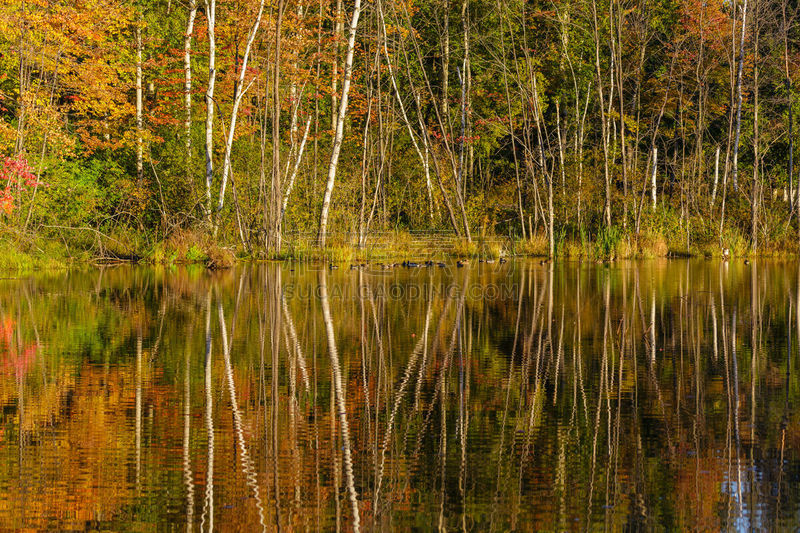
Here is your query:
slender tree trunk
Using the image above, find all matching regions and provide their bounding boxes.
[214,0,266,234]
[184,0,198,198]
[592,0,612,226]
[442,0,450,132]
[556,99,567,224]
[136,22,144,187]
[394,0,470,237]
[269,0,286,252]
[751,1,759,249]
[498,0,524,238]
[652,147,657,211]
[455,0,472,241]
[783,2,796,222]
[318,0,363,247]
[578,84,590,229]
[331,0,343,130]
[711,145,720,206]
[204,0,216,226]
[530,73,553,256]
[615,0,627,230]
[376,0,444,229]
[358,79,373,247]
[732,0,749,192]
[15,28,28,156]
[457,62,472,242]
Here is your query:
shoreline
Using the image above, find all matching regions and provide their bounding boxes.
[2,229,795,272]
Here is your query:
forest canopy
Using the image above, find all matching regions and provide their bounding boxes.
[1,0,799,258]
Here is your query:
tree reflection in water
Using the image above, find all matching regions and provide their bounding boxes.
[0,260,798,530]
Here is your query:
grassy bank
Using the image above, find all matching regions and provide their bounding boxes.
[0,231,74,271]
[2,224,797,272]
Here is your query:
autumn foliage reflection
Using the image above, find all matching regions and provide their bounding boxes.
[0,261,798,530]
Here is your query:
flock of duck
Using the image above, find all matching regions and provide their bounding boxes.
[328,257,509,270]
[324,250,748,271]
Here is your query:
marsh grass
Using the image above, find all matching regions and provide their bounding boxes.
[0,231,71,271]
[144,229,234,268]
[3,220,799,273]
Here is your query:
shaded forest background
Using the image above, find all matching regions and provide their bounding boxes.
[2,0,800,259]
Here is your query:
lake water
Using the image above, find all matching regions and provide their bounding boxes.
[0,260,798,531]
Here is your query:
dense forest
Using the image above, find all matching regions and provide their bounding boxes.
[2,0,800,260]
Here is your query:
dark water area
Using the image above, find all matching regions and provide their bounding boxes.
[0,259,799,531]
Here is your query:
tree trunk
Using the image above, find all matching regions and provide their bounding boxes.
[615,0,627,230]
[331,0,343,130]
[204,0,216,226]
[711,145,720,206]
[498,0,525,238]
[268,0,286,252]
[732,0,749,192]
[442,0,450,132]
[376,0,446,229]
[592,0,612,227]
[318,0,363,247]
[783,1,796,223]
[751,1,759,249]
[652,147,657,211]
[136,23,144,187]
[214,0,266,234]
[184,0,198,197]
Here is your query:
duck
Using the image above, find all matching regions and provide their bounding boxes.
[329,263,339,270]
[457,260,468,268]
[499,257,507,264]
[485,259,495,264]
[744,259,750,265]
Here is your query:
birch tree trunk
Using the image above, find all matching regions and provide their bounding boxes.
[376,0,442,228]
[184,0,197,196]
[214,0,266,234]
[331,0,343,130]
[317,0,363,247]
[711,145,720,206]
[203,0,216,226]
[136,23,144,187]
[268,0,286,252]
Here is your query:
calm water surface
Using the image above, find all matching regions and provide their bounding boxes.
[0,260,799,531]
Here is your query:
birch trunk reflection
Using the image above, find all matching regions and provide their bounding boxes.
[2,262,800,529]
[201,290,214,533]
[318,270,360,532]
